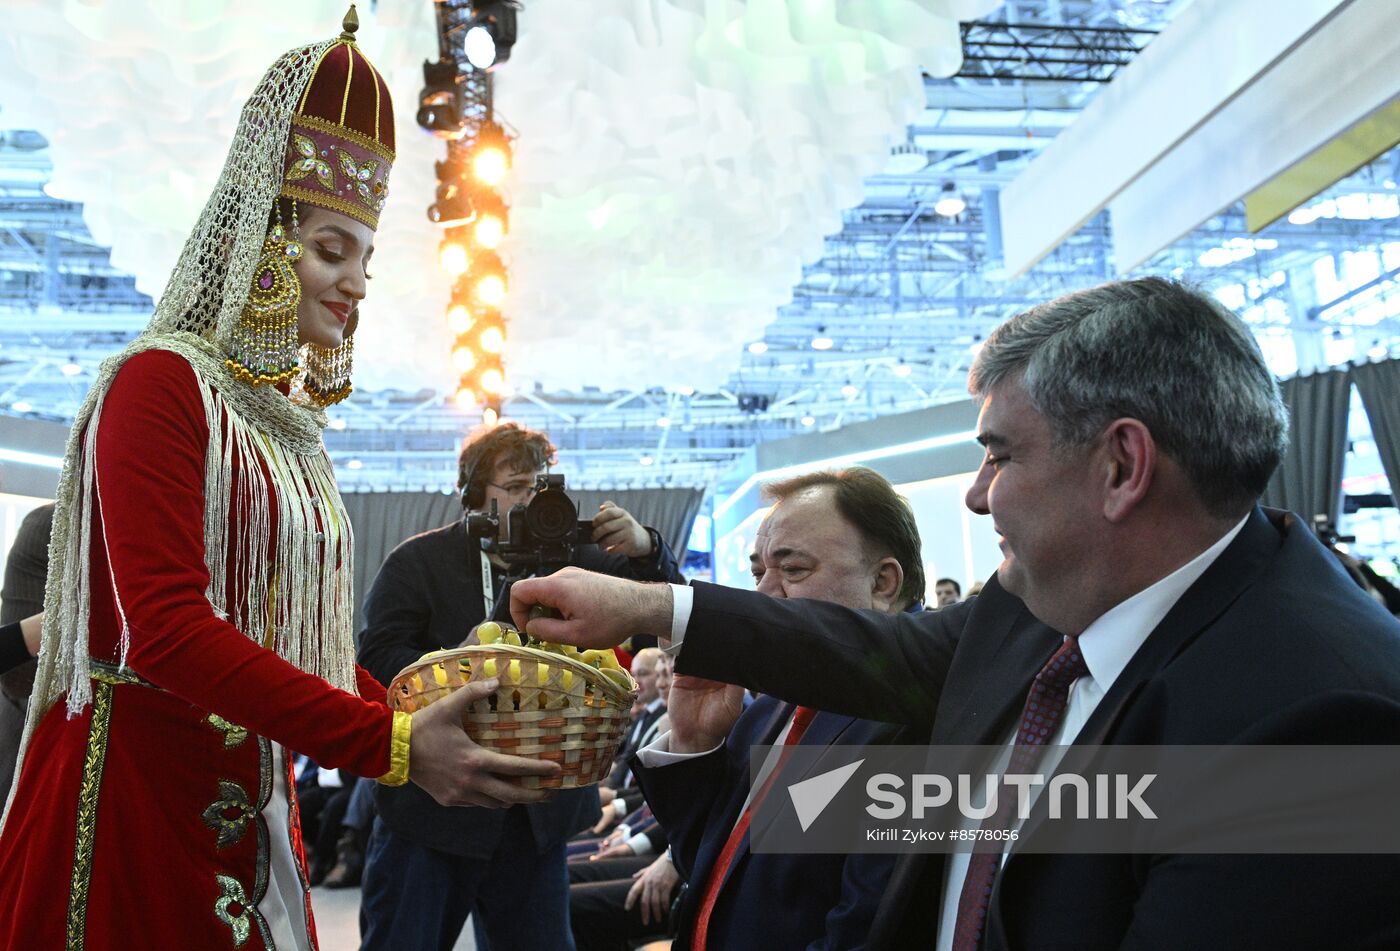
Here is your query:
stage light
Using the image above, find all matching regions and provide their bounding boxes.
[473,209,506,249]
[482,405,500,427]
[470,124,511,186]
[801,414,816,427]
[841,383,858,398]
[10,401,32,413]
[747,341,768,355]
[893,361,912,378]
[810,328,834,351]
[454,385,478,410]
[479,366,505,395]
[656,416,671,429]
[61,361,82,377]
[677,385,695,396]
[416,61,463,139]
[639,455,654,467]
[329,417,347,431]
[452,343,478,373]
[428,172,472,226]
[476,273,506,307]
[934,182,966,217]
[447,303,473,334]
[463,1,519,71]
[478,324,505,354]
[439,232,470,276]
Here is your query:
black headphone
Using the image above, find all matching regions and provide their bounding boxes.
[459,449,487,511]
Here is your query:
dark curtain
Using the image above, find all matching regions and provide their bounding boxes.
[1261,368,1352,526]
[342,487,704,637]
[1352,358,1400,505]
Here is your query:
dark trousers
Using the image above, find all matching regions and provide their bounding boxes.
[359,808,576,951]
[568,857,672,951]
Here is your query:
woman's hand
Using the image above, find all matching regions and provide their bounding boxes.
[408,679,559,807]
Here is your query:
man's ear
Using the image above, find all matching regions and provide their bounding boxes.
[1100,418,1155,523]
[871,557,904,611]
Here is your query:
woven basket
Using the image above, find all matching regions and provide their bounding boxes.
[387,644,639,789]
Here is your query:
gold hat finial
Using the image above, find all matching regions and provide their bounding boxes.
[340,4,359,42]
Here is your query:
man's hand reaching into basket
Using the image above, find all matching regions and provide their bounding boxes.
[408,678,560,808]
[510,567,672,650]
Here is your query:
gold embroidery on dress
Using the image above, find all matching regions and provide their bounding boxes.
[213,873,253,947]
[202,780,254,849]
[208,713,250,749]
[65,680,114,950]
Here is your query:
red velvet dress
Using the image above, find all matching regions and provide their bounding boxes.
[0,350,398,950]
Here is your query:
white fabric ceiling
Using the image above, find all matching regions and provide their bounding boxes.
[0,0,995,392]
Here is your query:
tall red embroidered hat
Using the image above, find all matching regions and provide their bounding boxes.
[281,6,395,230]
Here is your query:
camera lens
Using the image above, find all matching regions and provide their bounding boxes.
[525,490,577,542]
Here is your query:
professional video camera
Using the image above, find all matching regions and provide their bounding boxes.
[466,473,594,573]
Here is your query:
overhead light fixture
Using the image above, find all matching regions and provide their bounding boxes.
[61,360,82,377]
[800,415,816,427]
[482,405,500,427]
[747,341,769,355]
[328,418,348,431]
[447,303,473,334]
[677,385,695,396]
[885,141,927,176]
[810,328,834,351]
[934,182,966,217]
[454,386,479,410]
[469,123,512,186]
[893,361,912,378]
[639,454,655,467]
[840,383,859,398]
[416,61,464,139]
[463,0,519,71]
[452,342,478,373]
[439,230,470,276]
[656,416,672,429]
[11,401,32,413]
[346,459,364,470]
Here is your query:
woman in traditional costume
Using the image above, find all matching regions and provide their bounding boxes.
[0,10,554,949]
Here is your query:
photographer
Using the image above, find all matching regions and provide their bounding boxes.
[357,422,684,951]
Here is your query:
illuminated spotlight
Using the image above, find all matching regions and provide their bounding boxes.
[454,385,479,410]
[677,385,695,396]
[470,123,511,186]
[11,401,32,413]
[447,303,473,334]
[463,1,518,71]
[801,414,816,427]
[473,208,506,249]
[61,361,82,377]
[747,341,769,355]
[328,417,348,431]
[478,323,506,354]
[428,165,472,226]
[439,232,470,276]
[479,366,506,395]
[893,361,913,378]
[482,405,500,427]
[464,252,507,307]
[810,329,834,351]
[934,182,966,217]
[841,383,858,398]
[452,343,478,373]
[639,454,655,467]
[346,459,363,470]
[656,415,671,429]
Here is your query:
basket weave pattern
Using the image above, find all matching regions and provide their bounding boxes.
[388,644,638,789]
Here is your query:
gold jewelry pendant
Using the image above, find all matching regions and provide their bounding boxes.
[226,223,304,386]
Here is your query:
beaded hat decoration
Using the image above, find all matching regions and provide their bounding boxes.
[282,8,396,230]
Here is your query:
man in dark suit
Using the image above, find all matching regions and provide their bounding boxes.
[357,422,685,951]
[629,467,924,950]
[512,277,1400,950]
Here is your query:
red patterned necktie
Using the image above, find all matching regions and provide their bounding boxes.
[951,636,1089,951]
[691,705,818,950]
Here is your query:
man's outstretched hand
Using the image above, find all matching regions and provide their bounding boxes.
[510,567,673,650]
[409,678,561,808]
